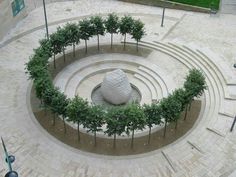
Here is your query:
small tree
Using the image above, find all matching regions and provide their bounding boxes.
[124,103,146,148]
[119,15,134,49]
[50,32,63,68]
[105,13,119,48]
[143,103,162,144]
[34,74,52,103]
[130,19,145,51]
[56,27,68,63]
[84,105,104,146]
[159,93,182,137]
[105,106,126,148]
[39,38,53,58]
[41,85,55,115]
[78,19,93,53]
[171,89,187,129]
[184,69,207,116]
[90,16,105,51]
[184,69,206,97]
[50,89,69,133]
[25,57,48,80]
[66,96,89,141]
[64,23,80,57]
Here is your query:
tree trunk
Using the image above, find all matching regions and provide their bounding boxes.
[53,113,56,126]
[111,33,113,49]
[189,102,192,111]
[148,126,152,144]
[63,47,65,63]
[131,129,134,148]
[53,53,56,69]
[73,43,75,57]
[123,33,126,50]
[85,40,87,53]
[136,40,138,52]
[44,103,47,116]
[175,119,178,129]
[184,106,188,121]
[97,34,100,51]
[63,116,67,133]
[163,119,167,137]
[113,133,116,148]
[94,131,97,147]
[77,121,80,141]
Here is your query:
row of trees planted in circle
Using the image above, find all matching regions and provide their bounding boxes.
[26,13,207,149]
[44,13,145,68]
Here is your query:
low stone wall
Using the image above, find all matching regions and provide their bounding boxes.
[119,0,212,13]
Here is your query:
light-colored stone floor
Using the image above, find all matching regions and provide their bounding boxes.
[0,1,236,176]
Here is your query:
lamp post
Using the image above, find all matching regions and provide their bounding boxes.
[1,137,18,177]
[42,0,49,39]
[161,7,166,27]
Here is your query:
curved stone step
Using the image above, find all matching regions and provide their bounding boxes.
[134,73,157,100]
[143,41,234,136]
[54,53,174,102]
[138,41,220,123]
[138,66,169,97]
[77,73,152,104]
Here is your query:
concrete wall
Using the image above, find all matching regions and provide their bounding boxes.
[0,0,27,41]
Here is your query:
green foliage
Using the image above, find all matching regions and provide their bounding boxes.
[90,16,105,36]
[172,88,188,111]
[124,103,146,135]
[84,105,104,133]
[169,0,220,9]
[105,13,119,34]
[119,0,220,10]
[131,19,145,42]
[50,31,63,55]
[78,19,93,41]
[25,56,48,80]
[143,103,162,128]
[39,38,53,58]
[159,93,182,123]
[34,76,52,100]
[64,23,80,46]
[184,69,207,99]
[41,85,55,106]
[66,96,89,124]
[119,15,134,48]
[119,15,134,35]
[105,106,126,137]
[49,88,67,116]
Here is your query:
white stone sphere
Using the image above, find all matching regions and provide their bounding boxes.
[101,69,132,105]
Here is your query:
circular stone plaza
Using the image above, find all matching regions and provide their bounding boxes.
[1,0,236,176]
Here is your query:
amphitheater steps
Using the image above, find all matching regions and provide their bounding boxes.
[138,66,168,97]
[134,73,157,100]
[135,40,235,150]
[138,40,220,125]
[54,54,176,104]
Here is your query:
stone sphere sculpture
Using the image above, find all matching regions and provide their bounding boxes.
[101,69,132,105]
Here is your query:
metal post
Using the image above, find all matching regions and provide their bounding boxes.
[43,0,49,39]
[230,116,236,132]
[1,137,12,172]
[161,7,166,27]
[1,137,18,177]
